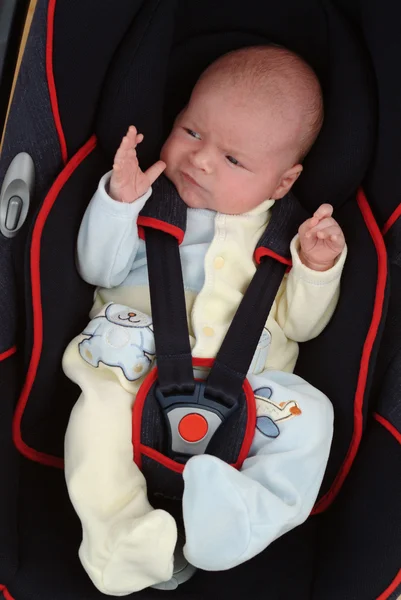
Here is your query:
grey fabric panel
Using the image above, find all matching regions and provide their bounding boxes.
[0,0,63,353]
[0,0,62,208]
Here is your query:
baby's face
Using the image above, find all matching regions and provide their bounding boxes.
[161,84,302,214]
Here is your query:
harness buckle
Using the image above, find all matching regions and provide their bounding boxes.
[155,381,238,462]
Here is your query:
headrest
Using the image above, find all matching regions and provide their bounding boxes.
[97,0,376,212]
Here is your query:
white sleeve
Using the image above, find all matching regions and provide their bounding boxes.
[76,171,152,288]
[275,235,347,342]
[182,371,334,571]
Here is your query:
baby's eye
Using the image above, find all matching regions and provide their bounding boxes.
[226,155,240,166]
[185,128,201,140]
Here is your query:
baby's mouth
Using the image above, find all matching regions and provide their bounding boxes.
[181,171,201,188]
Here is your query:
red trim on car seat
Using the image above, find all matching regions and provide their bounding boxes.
[132,367,158,469]
[133,358,256,472]
[0,346,17,362]
[374,413,401,444]
[382,203,401,236]
[0,585,15,600]
[254,247,292,266]
[137,217,185,244]
[376,568,401,600]
[46,0,68,164]
[313,188,388,514]
[12,135,97,469]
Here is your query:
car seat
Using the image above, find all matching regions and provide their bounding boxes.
[0,0,399,598]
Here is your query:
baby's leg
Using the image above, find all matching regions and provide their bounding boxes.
[63,335,177,595]
[182,371,333,571]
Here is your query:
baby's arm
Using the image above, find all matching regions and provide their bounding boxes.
[275,204,347,342]
[77,127,165,288]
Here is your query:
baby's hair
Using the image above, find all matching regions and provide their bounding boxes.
[198,45,324,162]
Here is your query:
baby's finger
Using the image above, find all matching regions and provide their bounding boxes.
[306,216,337,237]
[120,135,133,151]
[114,145,127,164]
[299,216,319,237]
[145,160,167,185]
[313,204,333,220]
[128,125,138,139]
[316,225,345,245]
[136,133,144,144]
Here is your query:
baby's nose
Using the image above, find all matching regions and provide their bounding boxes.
[191,148,212,173]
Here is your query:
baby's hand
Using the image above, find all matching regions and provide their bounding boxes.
[109,126,166,203]
[298,204,345,271]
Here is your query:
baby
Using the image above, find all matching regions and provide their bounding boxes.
[63,46,346,595]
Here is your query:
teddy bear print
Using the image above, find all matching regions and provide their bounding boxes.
[79,303,155,381]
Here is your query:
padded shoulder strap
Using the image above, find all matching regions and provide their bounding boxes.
[138,175,187,243]
[205,193,308,405]
[255,191,308,263]
[140,179,307,408]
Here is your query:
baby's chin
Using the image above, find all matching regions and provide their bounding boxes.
[180,192,212,210]
[166,173,212,209]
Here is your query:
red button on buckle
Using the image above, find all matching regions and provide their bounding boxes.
[178,413,208,443]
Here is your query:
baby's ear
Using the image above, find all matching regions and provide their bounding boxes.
[272,164,303,199]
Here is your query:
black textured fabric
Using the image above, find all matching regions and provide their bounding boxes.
[140,175,187,236]
[142,455,184,505]
[53,0,146,159]
[256,192,308,257]
[294,0,376,211]
[0,238,17,352]
[20,145,109,456]
[145,228,194,396]
[0,0,64,210]
[205,389,249,462]
[0,0,28,133]
[0,0,66,362]
[0,353,19,583]
[313,421,401,600]
[374,330,401,434]
[140,383,167,451]
[96,0,176,166]
[345,0,401,226]
[295,198,387,497]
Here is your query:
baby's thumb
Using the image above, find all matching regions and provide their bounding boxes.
[145,160,166,186]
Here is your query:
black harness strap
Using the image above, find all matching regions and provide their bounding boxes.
[205,193,307,405]
[139,178,307,455]
[204,258,286,406]
[146,227,194,396]
[140,177,194,396]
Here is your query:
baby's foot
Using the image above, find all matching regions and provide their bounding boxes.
[182,455,252,571]
[109,125,166,203]
[83,509,177,595]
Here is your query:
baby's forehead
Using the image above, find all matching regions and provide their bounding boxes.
[184,91,296,162]
[189,81,300,134]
